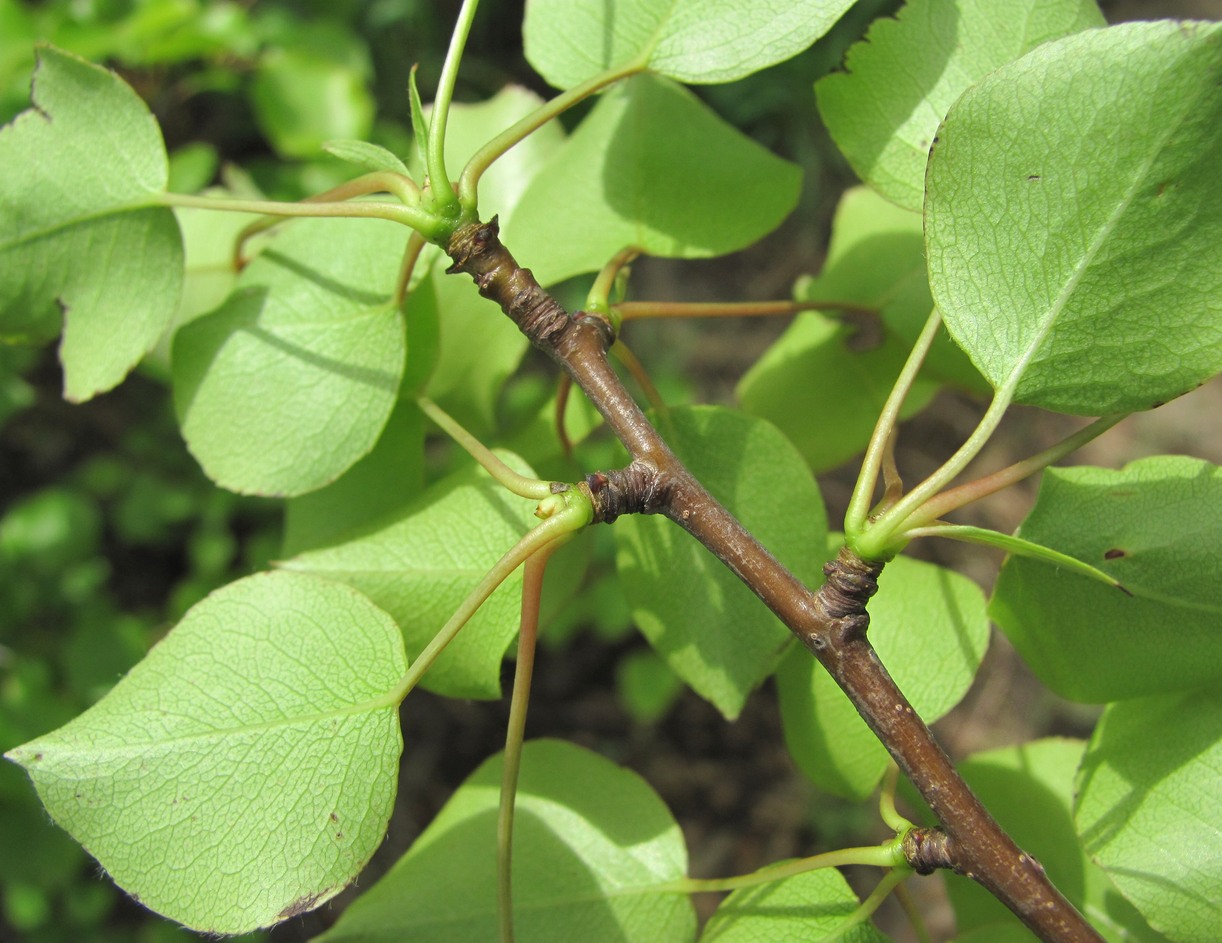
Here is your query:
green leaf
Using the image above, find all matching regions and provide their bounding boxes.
[1075,691,1222,943]
[283,459,541,699]
[942,739,1168,943]
[172,216,408,497]
[0,45,182,401]
[3,571,406,934]
[615,406,826,719]
[281,399,427,556]
[778,549,989,799]
[817,0,1103,212]
[524,0,856,87]
[314,739,695,943]
[990,456,1221,702]
[506,74,800,286]
[702,867,889,942]
[321,139,411,176]
[251,47,374,159]
[925,21,1222,414]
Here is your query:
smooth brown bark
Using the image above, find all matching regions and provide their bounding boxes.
[446,218,1104,943]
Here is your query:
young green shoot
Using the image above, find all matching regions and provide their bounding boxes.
[394,231,429,307]
[878,764,914,834]
[459,59,648,213]
[425,0,481,221]
[614,299,877,322]
[649,841,907,896]
[845,306,944,553]
[905,525,1128,592]
[393,498,591,701]
[814,869,908,943]
[585,246,640,323]
[418,397,558,500]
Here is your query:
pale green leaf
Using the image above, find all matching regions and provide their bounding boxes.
[778,548,989,799]
[524,0,856,87]
[506,74,800,286]
[817,0,1104,211]
[702,866,889,942]
[283,459,540,699]
[172,216,408,497]
[315,739,695,943]
[990,456,1221,702]
[944,739,1168,943]
[615,406,826,719]
[3,571,406,934]
[322,139,411,176]
[926,21,1222,414]
[0,45,182,401]
[1076,691,1222,943]
[281,399,427,556]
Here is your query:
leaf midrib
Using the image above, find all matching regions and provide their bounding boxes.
[997,59,1208,400]
[0,196,165,256]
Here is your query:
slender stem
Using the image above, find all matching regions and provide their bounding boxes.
[427,0,480,216]
[845,307,943,546]
[878,764,912,832]
[394,231,429,307]
[497,543,560,943]
[459,60,646,210]
[418,397,557,499]
[161,191,444,239]
[904,413,1127,527]
[893,882,934,943]
[555,374,575,458]
[586,246,642,319]
[615,299,877,322]
[393,506,587,700]
[815,869,908,943]
[610,341,666,415]
[650,844,905,896]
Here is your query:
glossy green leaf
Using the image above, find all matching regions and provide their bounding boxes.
[702,866,889,942]
[283,459,540,699]
[507,74,800,286]
[817,0,1103,211]
[172,216,408,497]
[524,0,855,87]
[315,739,695,943]
[1076,691,1222,943]
[0,45,182,401]
[3,571,406,934]
[943,739,1168,943]
[778,549,988,799]
[738,188,945,473]
[926,21,1222,414]
[615,406,826,719]
[990,457,1221,702]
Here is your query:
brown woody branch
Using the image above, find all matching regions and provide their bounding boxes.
[445,218,1104,943]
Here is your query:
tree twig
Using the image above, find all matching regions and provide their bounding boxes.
[444,217,1104,943]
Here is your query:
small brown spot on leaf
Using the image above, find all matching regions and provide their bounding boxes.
[1027,174,1041,181]
[329,812,339,823]
[33,753,42,762]
[278,891,325,920]
[1104,548,1126,560]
